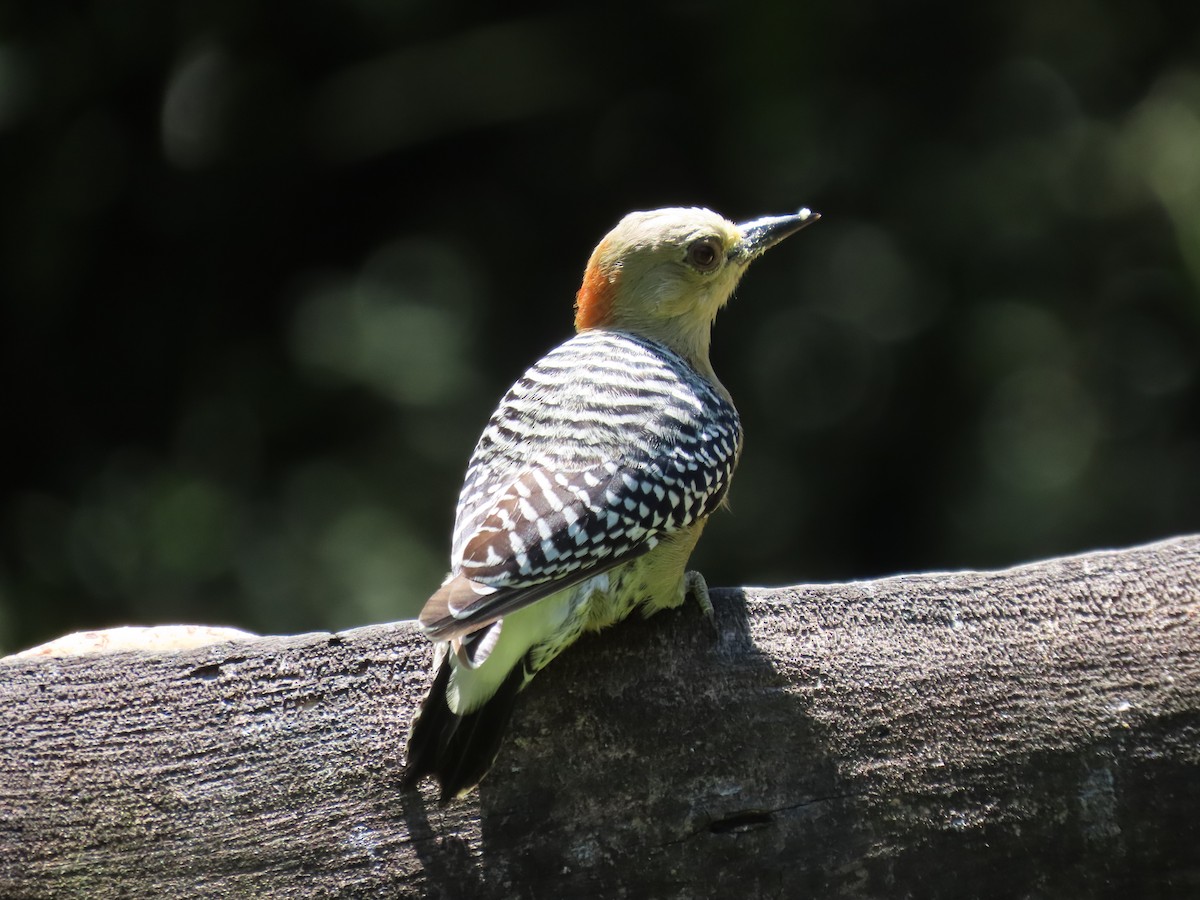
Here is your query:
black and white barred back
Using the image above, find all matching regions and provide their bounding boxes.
[451,329,742,596]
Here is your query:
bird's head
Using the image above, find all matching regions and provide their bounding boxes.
[574,206,818,364]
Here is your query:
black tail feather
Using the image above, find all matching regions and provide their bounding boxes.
[401,656,527,801]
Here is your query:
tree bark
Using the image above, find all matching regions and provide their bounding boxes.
[2,535,1199,899]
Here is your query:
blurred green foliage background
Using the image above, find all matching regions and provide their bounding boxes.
[2,0,1198,652]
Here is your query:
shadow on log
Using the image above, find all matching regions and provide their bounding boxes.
[2,535,1199,898]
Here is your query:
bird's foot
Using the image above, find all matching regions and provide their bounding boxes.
[684,570,719,635]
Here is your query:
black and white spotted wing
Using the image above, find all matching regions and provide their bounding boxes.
[419,329,742,638]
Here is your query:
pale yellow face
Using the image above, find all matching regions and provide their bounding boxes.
[575,205,816,369]
[596,207,748,330]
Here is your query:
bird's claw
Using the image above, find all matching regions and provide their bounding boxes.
[684,570,719,636]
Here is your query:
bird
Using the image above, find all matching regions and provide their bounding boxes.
[401,205,819,800]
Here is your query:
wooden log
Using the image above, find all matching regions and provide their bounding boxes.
[2,535,1198,898]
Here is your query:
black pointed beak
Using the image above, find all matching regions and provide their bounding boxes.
[732,207,820,263]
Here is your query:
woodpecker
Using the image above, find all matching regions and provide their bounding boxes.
[402,206,818,799]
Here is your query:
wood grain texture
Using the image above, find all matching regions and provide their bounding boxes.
[2,535,1198,898]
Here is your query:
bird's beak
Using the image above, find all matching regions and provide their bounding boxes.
[732,208,820,262]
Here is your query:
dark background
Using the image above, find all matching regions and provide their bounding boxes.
[2,0,1198,653]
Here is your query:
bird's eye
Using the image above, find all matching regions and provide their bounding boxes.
[687,238,722,273]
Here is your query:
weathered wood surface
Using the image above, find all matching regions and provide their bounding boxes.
[1,535,1199,898]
